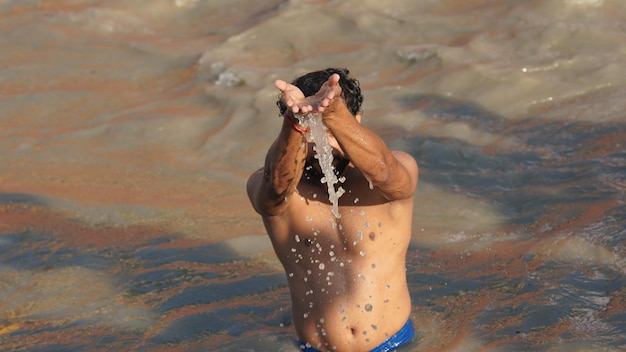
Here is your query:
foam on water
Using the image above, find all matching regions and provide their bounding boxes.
[296,112,345,218]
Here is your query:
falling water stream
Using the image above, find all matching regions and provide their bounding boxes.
[297,112,345,218]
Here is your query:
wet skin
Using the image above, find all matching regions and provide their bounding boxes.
[248,73,418,351]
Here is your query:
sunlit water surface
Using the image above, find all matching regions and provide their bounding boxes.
[1,0,625,351]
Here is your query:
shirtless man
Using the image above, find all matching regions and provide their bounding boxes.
[247,68,419,352]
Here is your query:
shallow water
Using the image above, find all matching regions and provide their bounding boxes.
[1,0,625,351]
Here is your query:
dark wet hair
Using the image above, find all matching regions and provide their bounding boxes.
[277,68,363,117]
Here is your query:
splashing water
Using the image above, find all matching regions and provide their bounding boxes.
[296,112,345,218]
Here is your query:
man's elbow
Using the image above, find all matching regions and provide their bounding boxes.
[367,155,394,184]
[377,160,418,200]
[248,185,289,217]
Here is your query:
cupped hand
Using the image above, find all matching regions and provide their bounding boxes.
[275,74,342,115]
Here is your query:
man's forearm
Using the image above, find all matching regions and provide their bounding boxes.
[264,118,308,200]
[325,112,394,184]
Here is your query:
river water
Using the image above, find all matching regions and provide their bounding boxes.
[1,0,624,351]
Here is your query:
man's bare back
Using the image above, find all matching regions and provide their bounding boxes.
[247,68,418,352]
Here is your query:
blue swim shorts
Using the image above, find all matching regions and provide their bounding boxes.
[298,318,415,352]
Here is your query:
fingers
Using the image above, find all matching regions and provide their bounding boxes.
[275,74,341,115]
[276,80,299,111]
[328,73,340,86]
[301,88,335,114]
[292,104,311,114]
[274,79,288,91]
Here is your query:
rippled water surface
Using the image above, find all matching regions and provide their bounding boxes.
[1,0,625,351]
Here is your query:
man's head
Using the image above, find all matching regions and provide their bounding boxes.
[277,68,362,180]
[276,68,363,117]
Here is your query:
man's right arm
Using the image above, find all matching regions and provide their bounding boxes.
[247,77,341,216]
[247,113,308,217]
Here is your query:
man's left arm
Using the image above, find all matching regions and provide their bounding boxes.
[324,104,418,201]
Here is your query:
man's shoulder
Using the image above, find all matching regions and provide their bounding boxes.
[392,150,419,183]
[391,150,417,168]
[246,168,264,196]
